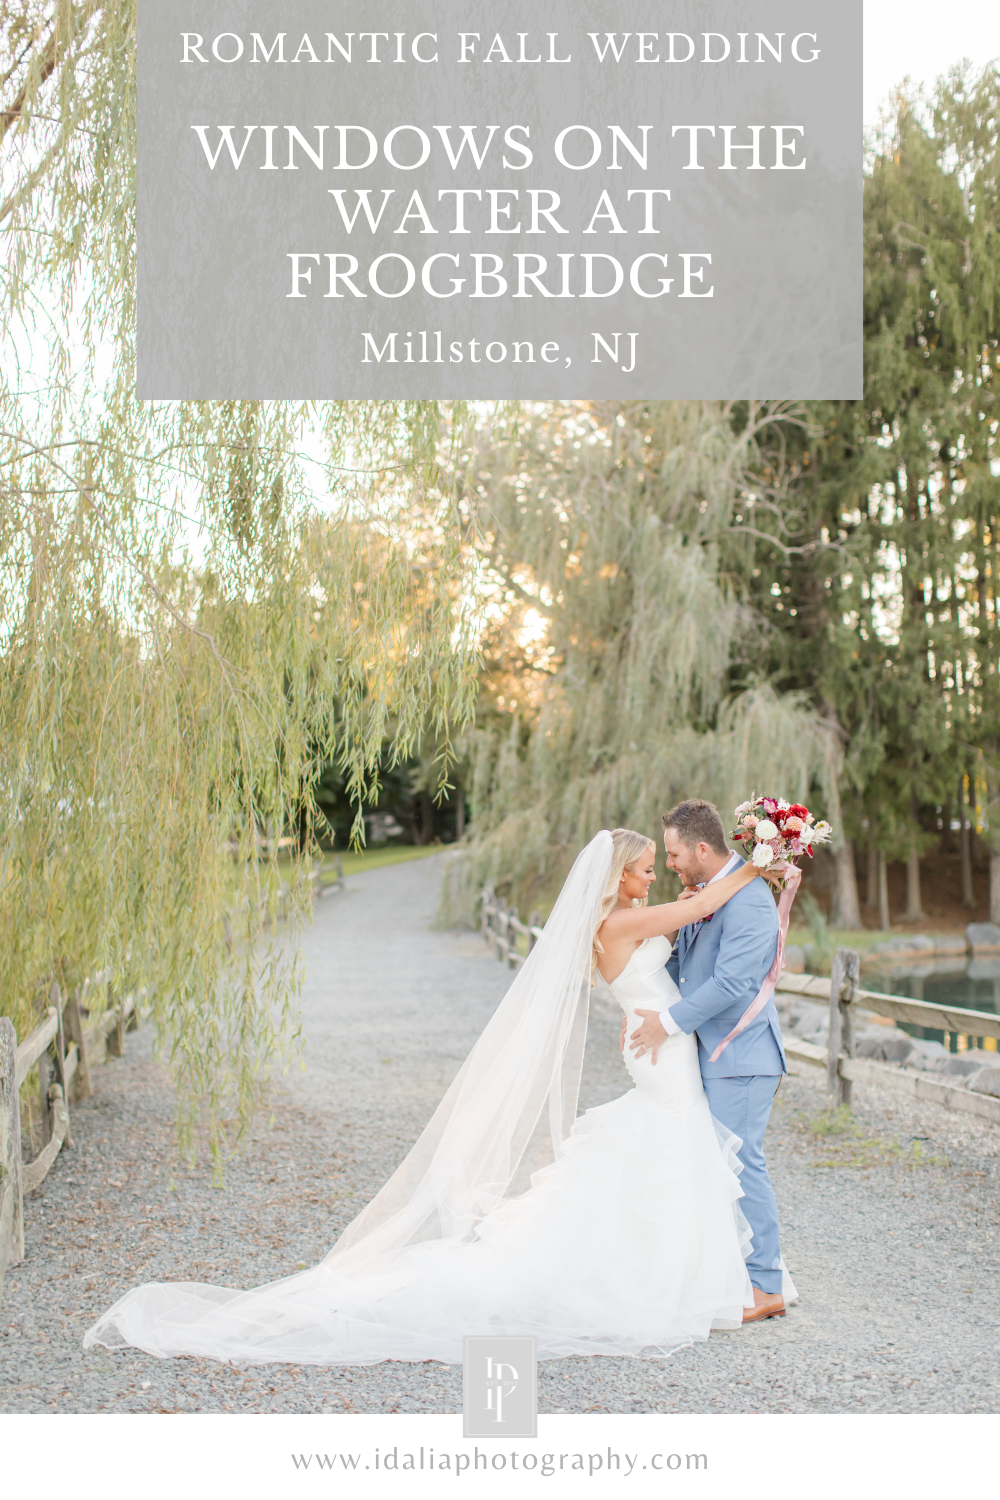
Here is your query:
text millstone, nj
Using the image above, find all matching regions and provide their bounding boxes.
[137,2,862,400]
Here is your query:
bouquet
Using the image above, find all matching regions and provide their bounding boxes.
[700,794,833,1066]
[731,794,832,884]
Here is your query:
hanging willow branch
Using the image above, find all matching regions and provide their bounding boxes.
[440,402,839,924]
[0,2,483,1158]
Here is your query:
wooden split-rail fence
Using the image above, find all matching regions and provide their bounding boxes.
[480,886,544,969]
[780,949,1000,1126]
[478,892,1000,1127]
[222,857,345,948]
[0,858,346,1307]
[0,974,144,1305]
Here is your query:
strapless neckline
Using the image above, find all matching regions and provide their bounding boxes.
[612,937,650,983]
[605,932,674,990]
[597,937,648,989]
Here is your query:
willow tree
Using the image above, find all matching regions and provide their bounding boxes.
[1,3,480,1155]
[442,402,837,921]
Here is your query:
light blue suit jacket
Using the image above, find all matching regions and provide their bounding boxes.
[665,869,785,1079]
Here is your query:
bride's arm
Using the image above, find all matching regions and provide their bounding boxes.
[601,861,761,945]
[659,887,699,944]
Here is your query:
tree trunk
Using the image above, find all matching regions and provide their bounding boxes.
[941,792,954,851]
[992,851,1000,925]
[958,776,975,909]
[829,836,862,929]
[817,703,860,929]
[866,843,878,907]
[878,852,891,932]
[906,837,925,922]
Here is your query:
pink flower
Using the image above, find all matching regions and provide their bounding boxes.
[783,815,804,833]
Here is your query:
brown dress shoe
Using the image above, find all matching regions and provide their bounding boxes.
[742,1288,786,1323]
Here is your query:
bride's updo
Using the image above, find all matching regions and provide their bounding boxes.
[591,827,656,978]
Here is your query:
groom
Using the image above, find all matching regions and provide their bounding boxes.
[629,798,787,1323]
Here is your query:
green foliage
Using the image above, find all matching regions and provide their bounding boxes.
[0,4,480,1157]
[798,893,836,973]
[3,3,1000,1159]
[440,402,838,919]
[747,68,1000,866]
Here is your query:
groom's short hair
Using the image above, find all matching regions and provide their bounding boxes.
[662,799,729,855]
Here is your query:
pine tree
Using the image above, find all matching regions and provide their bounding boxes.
[740,69,1000,927]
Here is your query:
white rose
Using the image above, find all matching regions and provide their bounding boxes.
[777,798,790,810]
[752,843,775,867]
[754,819,778,841]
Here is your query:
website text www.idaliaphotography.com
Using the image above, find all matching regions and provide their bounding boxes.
[291,1446,706,1477]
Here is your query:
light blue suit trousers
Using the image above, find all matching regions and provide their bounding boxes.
[666,872,784,1294]
[701,1074,783,1294]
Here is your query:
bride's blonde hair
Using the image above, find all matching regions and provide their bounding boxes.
[591,828,656,980]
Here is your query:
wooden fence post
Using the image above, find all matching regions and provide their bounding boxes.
[50,984,73,1147]
[106,983,125,1058]
[0,1017,25,1289]
[64,990,91,1100]
[826,947,861,1108]
[37,1047,52,1144]
[494,896,507,961]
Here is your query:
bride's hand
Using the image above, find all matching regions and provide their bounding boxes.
[761,861,789,886]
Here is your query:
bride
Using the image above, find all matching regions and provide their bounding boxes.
[85,828,786,1365]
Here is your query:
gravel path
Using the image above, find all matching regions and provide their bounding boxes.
[3,852,999,1413]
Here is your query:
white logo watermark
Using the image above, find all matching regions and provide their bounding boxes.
[463,1336,537,1438]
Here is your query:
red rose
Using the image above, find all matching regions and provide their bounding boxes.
[790,805,809,819]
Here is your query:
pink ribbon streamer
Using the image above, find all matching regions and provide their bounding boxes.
[708,863,803,1063]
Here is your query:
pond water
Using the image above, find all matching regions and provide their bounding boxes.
[861,958,1000,1053]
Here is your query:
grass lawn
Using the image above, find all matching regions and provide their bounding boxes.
[786,925,892,954]
[224,842,446,905]
[327,842,448,876]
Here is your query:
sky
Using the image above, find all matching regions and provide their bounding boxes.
[864,0,999,121]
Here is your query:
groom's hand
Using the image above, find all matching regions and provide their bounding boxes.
[630,1009,668,1065]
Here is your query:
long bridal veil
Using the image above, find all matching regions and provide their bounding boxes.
[84,831,616,1360]
[324,830,613,1274]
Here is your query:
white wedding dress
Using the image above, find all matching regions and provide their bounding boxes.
[85,933,786,1365]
